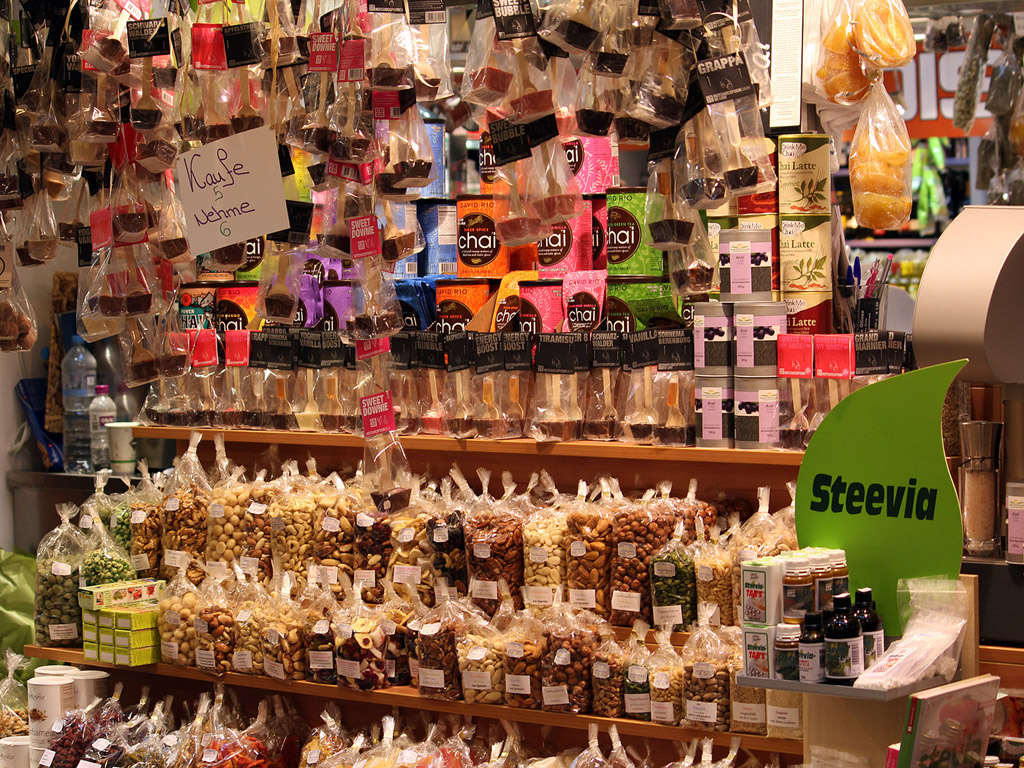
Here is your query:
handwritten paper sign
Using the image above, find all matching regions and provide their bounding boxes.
[175,127,288,256]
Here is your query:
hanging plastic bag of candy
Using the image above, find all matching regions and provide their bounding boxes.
[815,0,876,105]
[408,1,452,102]
[16,186,60,266]
[627,31,694,130]
[0,266,38,351]
[699,0,772,109]
[118,315,162,388]
[848,80,912,230]
[370,7,416,91]
[849,0,915,69]
[461,2,513,108]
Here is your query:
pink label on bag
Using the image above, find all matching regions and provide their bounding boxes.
[307,32,337,72]
[349,216,381,258]
[361,391,396,436]
[191,24,227,71]
[224,330,250,366]
[338,38,366,82]
[356,337,390,360]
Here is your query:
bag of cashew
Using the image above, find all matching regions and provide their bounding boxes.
[681,603,733,732]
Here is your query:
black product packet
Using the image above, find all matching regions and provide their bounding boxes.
[490,118,530,166]
[476,0,493,18]
[591,331,622,368]
[60,43,82,94]
[888,331,906,374]
[502,332,532,371]
[76,225,92,268]
[526,114,558,148]
[647,126,678,162]
[250,327,296,370]
[493,0,536,40]
[474,332,503,374]
[266,200,314,244]
[297,329,323,368]
[444,331,474,372]
[368,0,404,11]
[343,342,357,370]
[127,18,170,58]
[321,330,347,367]
[535,333,585,375]
[625,329,658,370]
[696,52,756,104]
[854,331,889,376]
[657,328,694,371]
[223,22,262,68]
[278,143,296,177]
[390,331,416,370]
[415,330,446,369]
[407,0,447,24]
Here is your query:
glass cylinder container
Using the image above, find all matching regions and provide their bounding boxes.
[959,421,1003,557]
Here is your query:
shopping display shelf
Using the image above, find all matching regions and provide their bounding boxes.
[735,675,945,702]
[24,645,802,755]
[132,426,805,467]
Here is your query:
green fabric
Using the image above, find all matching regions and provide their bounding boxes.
[0,549,44,681]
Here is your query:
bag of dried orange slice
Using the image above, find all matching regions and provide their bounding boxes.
[850,0,915,69]
[815,0,875,106]
[848,81,913,231]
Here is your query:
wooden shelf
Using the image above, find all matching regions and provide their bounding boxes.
[24,646,801,755]
[132,427,805,467]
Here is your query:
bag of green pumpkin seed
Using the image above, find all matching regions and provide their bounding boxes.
[80,509,135,587]
[649,515,697,633]
[35,503,87,646]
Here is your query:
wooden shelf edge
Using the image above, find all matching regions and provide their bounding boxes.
[24,646,802,755]
[132,427,805,467]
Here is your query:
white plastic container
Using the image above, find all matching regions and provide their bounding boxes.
[65,670,110,709]
[0,735,31,768]
[26,677,75,749]
[31,666,80,679]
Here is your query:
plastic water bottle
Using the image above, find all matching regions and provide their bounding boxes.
[89,384,117,470]
[62,335,97,473]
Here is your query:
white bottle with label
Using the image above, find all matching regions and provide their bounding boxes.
[89,384,117,470]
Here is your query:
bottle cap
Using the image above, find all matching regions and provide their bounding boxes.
[808,552,829,569]
[95,385,109,394]
[960,420,1003,460]
[775,623,801,641]
[803,611,822,630]
[833,592,852,610]
[784,556,809,575]
[855,587,873,605]
[72,334,84,345]
[828,549,846,567]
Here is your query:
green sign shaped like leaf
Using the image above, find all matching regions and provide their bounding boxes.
[796,361,966,634]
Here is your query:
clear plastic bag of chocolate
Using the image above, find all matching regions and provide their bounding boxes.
[588,0,636,80]
[848,81,912,230]
[370,11,416,91]
[815,0,876,105]
[505,38,557,123]
[527,128,585,227]
[328,83,376,166]
[118,315,162,388]
[16,187,59,266]
[350,257,403,340]
[322,183,374,258]
[849,0,914,69]
[226,57,268,137]
[380,104,438,193]
[128,34,176,133]
[778,376,813,450]
[69,70,121,146]
[617,363,659,446]
[700,0,772,109]
[538,0,599,54]
[108,166,149,246]
[491,165,551,248]
[256,247,303,324]
[261,0,301,67]
[408,9,452,102]
[82,2,131,78]
[461,10,513,108]
[572,63,617,138]
[628,33,694,130]
[676,110,728,209]
[644,154,700,251]
[378,200,419,266]
[150,193,190,263]
[651,366,695,446]
[667,223,715,298]
[0,139,20,210]
[701,84,778,198]
[528,371,583,443]
[985,42,1022,117]
[0,266,39,352]
[29,82,67,154]
[659,0,701,30]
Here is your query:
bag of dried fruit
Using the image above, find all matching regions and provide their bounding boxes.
[378,579,417,686]
[335,574,388,691]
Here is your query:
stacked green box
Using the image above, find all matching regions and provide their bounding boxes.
[102,604,160,666]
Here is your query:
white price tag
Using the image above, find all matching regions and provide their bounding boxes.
[393,564,421,585]
[266,628,280,644]
[356,513,374,527]
[697,565,713,581]
[165,610,181,627]
[593,661,610,679]
[194,617,209,634]
[51,561,71,576]
[203,749,218,763]
[313,619,330,635]
[131,553,150,571]
[48,623,78,641]
[624,693,651,714]
[354,570,376,588]
[163,550,187,568]
[542,685,569,706]
[462,670,492,691]
[652,561,675,578]
[240,557,259,576]
[473,542,490,559]
[506,641,524,658]
[628,664,647,683]
[263,659,285,679]
[420,622,440,636]
[554,648,571,666]
[467,646,488,661]
[651,701,675,723]
[209,503,225,518]
[767,705,800,728]
[418,668,445,688]
[569,541,585,557]
[131,509,147,524]
[529,547,547,563]
[232,651,253,670]
[432,525,449,543]
[611,590,641,613]
[39,752,55,768]
[165,498,180,512]
[471,580,498,600]
[617,542,637,558]
[307,750,321,765]
[505,674,531,695]
[527,586,554,606]
[337,659,360,678]
[196,649,216,669]
[652,604,682,627]
[80,514,93,530]
[248,502,267,515]
[568,588,596,608]
[321,516,340,533]
[398,527,415,543]
[161,640,179,661]
[693,662,715,679]
[685,699,718,724]
[309,651,334,670]
[236,609,253,623]
[652,672,670,690]
[734,702,766,724]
